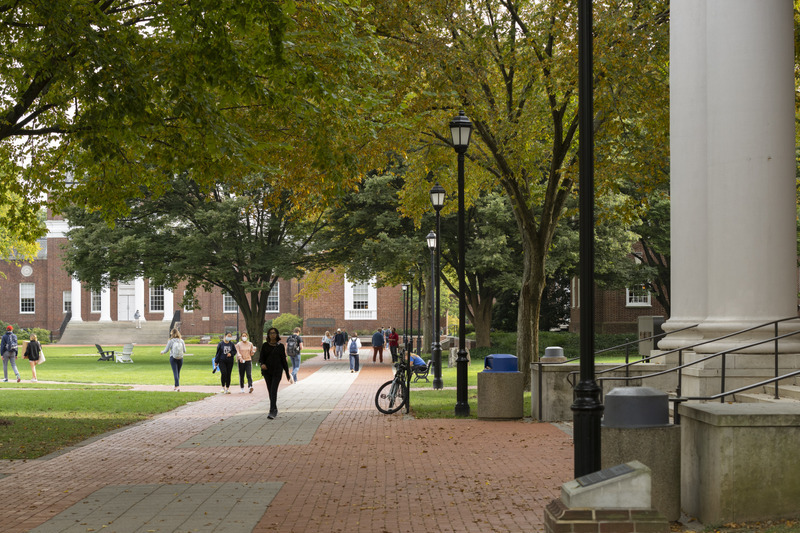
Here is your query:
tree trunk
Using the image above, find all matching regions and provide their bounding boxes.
[470,292,493,348]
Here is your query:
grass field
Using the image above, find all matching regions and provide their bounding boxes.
[2,345,318,387]
[0,389,210,459]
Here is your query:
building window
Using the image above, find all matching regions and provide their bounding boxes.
[183,290,196,313]
[352,282,369,309]
[20,283,35,314]
[223,293,238,313]
[63,291,72,313]
[91,291,101,313]
[150,285,164,312]
[266,284,279,313]
[344,276,377,320]
[626,286,652,307]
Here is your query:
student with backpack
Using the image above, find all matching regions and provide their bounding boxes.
[348,333,362,373]
[161,328,186,391]
[286,327,304,383]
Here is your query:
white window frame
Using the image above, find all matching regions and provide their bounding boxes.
[150,285,165,312]
[626,286,652,307]
[19,283,35,314]
[91,290,102,313]
[344,276,377,320]
[223,293,238,313]
[266,284,280,313]
[63,290,72,313]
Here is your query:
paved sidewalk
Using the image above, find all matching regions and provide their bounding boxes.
[0,353,574,532]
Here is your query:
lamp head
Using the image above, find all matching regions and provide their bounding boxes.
[449,110,473,153]
[426,230,437,250]
[429,182,446,211]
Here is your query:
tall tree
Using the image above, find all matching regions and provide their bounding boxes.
[1,0,388,236]
[63,175,323,351]
[372,0,669,386]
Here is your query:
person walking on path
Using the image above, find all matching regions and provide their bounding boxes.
[1,325,20,383]
[235,333,256,393]
[133,310,142,329]
[259,327,293,419]
[333,328,345,359]
[161,328,186,391]
[388,327,400,363]
[371,328,385,363]
[214,333,237,394]
[321,330,333,360]
[348,333,362,373]
[22,333,43,382]
[286,328,304,383]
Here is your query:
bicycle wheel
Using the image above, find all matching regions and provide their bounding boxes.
[375,379,408,414]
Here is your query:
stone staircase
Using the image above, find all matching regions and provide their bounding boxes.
[58,321,171,345]
[732,383,800,405]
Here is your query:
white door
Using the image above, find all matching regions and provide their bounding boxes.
[117,281,136,321]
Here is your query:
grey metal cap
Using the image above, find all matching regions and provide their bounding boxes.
[602,386,671,428]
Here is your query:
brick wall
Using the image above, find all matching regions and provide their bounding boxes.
[570,286,668,335]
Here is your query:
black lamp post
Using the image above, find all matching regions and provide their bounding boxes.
[429,182,446,390]
[570,0,603,477]
[426,230,438,380]
[449,110,473,417]
[402,284,408,350]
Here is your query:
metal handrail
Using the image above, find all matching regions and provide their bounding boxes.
[534,317,800,422]
[58,311,72,340]
[533,324,697,421]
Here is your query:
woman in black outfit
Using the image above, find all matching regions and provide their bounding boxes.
[259,327,293,419]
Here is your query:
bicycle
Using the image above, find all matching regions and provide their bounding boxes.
[375,359,409,414]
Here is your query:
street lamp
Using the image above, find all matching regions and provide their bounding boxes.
[402,284,409,350]
[429,182,446,390]
[426,230,438,384]
[449,110,473,417]
[570,0,603,477]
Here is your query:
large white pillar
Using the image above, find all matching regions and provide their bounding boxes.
[134,277,147,324]
[660,0,708,349]
[163,287,174,321]
[99,287,112,322]
[698,0,797,352]
[70,277,83,322]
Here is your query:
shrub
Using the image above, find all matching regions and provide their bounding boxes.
[271,313,302,335]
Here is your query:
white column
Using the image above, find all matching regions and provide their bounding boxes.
[163,287,174,321]
[99,287,112,322]
[134,277,147,323]
[660,0,708,349]
[70,277,83,322]
[699,0,797,352]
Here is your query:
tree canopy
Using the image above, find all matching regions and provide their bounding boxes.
[63,175,324,350]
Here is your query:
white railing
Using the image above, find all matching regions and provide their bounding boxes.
[345,309,377,320]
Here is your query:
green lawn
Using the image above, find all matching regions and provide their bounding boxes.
[0,389,210,459]
[3,345,319,387]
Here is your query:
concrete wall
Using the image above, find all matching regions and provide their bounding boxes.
[680,403,800,524]
[531,363,675,422]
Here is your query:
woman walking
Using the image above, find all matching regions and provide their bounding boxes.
[161,329,186,391]
[235,333,256,393]
[22,333,42,382]
[321,330,332,360]
[214,333,238,394]
[259,327,293,419]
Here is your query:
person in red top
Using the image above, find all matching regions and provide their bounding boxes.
[388,327,400,363]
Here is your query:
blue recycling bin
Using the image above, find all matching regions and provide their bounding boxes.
[478,354,523,419]
[483,353,518,372]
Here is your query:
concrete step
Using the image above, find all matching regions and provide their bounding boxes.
[732,391,800,405]
[58,321,171,345]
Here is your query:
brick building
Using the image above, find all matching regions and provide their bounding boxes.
[1,220,404,339]
[568,276,668,334]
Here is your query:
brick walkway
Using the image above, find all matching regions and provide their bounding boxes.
[0,353,574,532]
